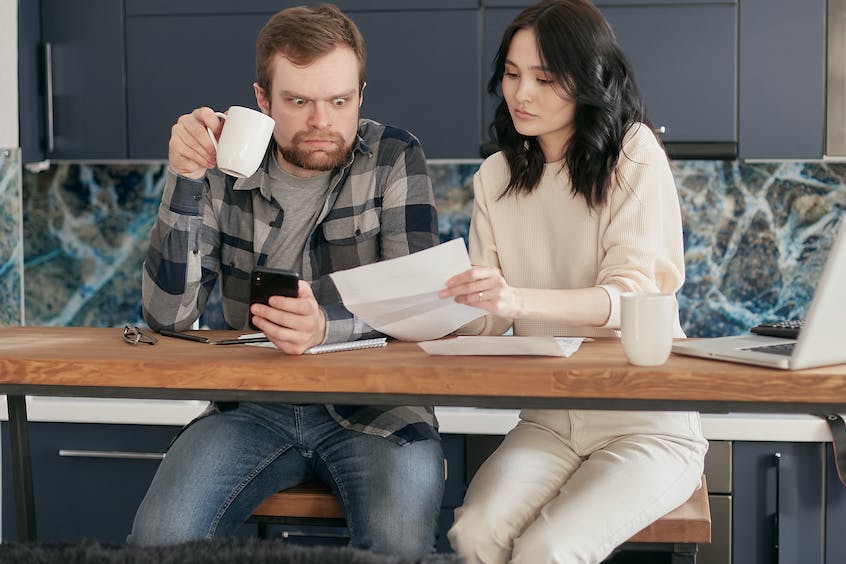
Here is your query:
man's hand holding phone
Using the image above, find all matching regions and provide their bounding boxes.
[249,267,326,355]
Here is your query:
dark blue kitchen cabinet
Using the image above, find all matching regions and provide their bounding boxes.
[124,1,479,160]
[601,3,736,148]
[22,0,828,161]
[738,0,826,159]
[19,0,127,162]
[126,0,476,14]
[124,12,270,159]
[1,422,178,542]
[825,444,846,563]
[21,0,479,161]
[18,0,43,164]
[483,1,737,157]
[732,441,825,564]
[339,9,480,160]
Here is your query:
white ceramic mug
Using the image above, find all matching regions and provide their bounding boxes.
[206,106,275,178]
[620,292,676,366]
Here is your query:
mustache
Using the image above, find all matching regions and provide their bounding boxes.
[292,131,344,144]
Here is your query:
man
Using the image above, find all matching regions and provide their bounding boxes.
[129,4,443,555]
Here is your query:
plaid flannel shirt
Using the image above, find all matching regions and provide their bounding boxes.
[142,119,439,444]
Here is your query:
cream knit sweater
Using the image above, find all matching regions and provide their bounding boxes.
[462,123,686,339]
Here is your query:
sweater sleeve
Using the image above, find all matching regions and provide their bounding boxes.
[459,160,515,337]
[595,125,686,335]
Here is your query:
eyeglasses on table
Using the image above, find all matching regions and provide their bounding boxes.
[122,323,158,345]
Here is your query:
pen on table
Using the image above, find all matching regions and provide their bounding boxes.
[158,329,211,343]
[158,329,269,345]
[213,336,270,345]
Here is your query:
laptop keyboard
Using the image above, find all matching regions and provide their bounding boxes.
[746,343,796,356]
[750,319,804,339]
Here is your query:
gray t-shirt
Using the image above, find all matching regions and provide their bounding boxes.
[265,155,333,274]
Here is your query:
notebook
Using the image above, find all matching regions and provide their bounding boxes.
[304,337,387,355]
[671,218,846,370]
[240,334,387,354]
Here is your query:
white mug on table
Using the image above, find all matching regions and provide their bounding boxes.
[206,106,275,178]
[620,292,675,366]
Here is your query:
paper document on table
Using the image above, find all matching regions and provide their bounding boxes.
[418,336,586,357]
[329,238,486,341]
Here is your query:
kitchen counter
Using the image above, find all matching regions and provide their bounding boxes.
[0,397,837,442]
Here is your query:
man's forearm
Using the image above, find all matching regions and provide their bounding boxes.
[142,172,209,329]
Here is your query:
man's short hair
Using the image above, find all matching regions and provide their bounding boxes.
[256,3,366,97]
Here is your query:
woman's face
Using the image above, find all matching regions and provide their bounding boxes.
[501,27,576,162]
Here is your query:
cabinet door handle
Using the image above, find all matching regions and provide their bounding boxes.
[772,452,782,563]
[58,449,165,461]
[281,530,349,540]
[654,125,667,135]
[43,42,55,154]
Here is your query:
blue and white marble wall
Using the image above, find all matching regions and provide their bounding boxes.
[676,161,846,337]
[22,164,165,327]
[19,160,846,337]
[0,148,23,326]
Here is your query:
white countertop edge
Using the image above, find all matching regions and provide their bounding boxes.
[0,397,838,442]
[0,397,209,427]
[435,407,837,442]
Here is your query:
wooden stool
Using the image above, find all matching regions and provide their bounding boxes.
[615,475,711,564]
[248,481,347,539]
[249,475,711,563]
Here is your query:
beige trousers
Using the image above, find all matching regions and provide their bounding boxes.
[448,409,708,564]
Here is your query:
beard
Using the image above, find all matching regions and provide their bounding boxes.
[278,130,354,172]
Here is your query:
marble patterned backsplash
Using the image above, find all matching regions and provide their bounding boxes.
[16,159,846,338]
[0,148,23,326]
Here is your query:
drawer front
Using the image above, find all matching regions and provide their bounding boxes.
[1,422,179,542]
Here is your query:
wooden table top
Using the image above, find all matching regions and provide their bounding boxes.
[1,326,845,413]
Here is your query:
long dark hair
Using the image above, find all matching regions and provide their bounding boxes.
[489,0,646,208]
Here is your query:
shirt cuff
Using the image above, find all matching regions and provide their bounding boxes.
[598,284,622,329]
[165,170,206,216]
[321,303,356,344]
[317,306,332,345]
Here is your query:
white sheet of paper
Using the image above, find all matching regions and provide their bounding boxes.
[418,336,586,357]
[329,238,486,341]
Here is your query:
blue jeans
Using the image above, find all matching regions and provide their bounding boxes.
[128,402,444,555]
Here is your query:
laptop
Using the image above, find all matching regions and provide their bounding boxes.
[672,218,846,370]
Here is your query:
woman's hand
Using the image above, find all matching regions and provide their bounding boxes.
[439,266,523,319]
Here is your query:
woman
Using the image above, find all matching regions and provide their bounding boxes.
[439,1,707,562]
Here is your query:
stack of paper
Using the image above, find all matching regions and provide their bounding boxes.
[418,336,586,357]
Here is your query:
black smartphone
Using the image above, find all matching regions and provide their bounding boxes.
[249,266,300,330]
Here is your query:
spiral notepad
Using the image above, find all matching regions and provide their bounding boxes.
[304,337,387,355]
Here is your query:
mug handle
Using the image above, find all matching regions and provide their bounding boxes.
[205,111,228,150]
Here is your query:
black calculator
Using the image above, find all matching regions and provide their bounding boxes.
[749,319,804,339]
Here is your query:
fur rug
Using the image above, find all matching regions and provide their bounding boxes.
[0,538,464,564]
